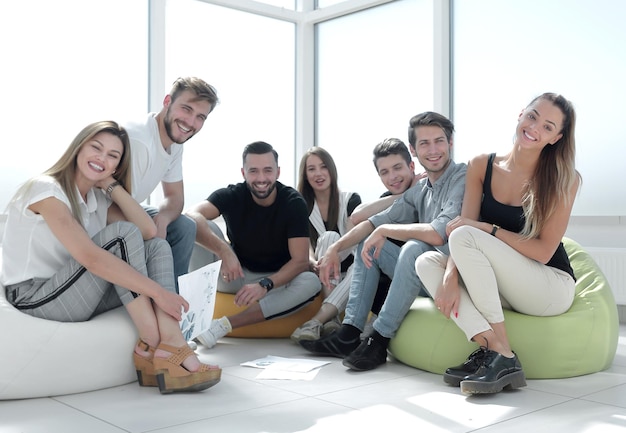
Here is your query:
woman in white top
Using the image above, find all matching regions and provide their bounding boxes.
[1,121,220,394]
[291,147,361,341]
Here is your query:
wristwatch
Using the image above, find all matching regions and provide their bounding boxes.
[258,277,274,291]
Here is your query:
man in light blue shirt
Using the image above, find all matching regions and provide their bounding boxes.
[300,111,467,371]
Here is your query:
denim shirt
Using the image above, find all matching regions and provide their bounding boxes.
[368,160,467,255]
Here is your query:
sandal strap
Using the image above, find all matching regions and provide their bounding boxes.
[157,343,194,366]
[136,339,155,354]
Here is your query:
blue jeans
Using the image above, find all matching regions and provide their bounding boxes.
[144,206,196,291]
[343,239,434,338]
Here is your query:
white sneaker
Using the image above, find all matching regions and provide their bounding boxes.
[322,315,342,336]
[197,317,232,348]
[290,319,323,342]
[187,340,198,351]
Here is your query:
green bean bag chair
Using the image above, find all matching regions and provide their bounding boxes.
[388,237,619,379]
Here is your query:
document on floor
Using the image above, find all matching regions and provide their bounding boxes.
[241,355,330,380]
[178,260,222,341]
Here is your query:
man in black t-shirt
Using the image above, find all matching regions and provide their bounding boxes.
[186,141,321,349]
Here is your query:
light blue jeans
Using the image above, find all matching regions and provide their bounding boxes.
[343,239,434,338]
[144,206,196,291]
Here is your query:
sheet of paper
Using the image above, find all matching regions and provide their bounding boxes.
[241,355,330,380]
[178,260,221,341]
[255,364,322,381]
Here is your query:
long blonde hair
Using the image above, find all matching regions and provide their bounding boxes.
[10,121,131,226]
[521,93,581,239]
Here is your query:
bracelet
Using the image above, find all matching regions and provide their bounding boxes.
[491,224,500,236]
[105,181,121,198]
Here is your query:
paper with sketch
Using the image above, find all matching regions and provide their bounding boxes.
[178,260,221,341]
[241,355,330,380]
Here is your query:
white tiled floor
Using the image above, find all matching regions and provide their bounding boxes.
[2,326,626,433]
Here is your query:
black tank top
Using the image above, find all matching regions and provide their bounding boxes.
[481,153,575,280]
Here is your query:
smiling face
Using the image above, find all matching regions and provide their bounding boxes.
[162,90,212,145]
[242,152,280,204]
[374,153,415,195]
[75,132,124,185]
[413,125,452,182]
[516,98,564,150]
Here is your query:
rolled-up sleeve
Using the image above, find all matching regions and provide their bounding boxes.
[429,167,467,242]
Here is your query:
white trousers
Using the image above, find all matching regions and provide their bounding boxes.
[415,225,575,341]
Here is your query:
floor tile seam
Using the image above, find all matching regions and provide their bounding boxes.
[49,397,127,432]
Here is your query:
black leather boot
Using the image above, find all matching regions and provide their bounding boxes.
[444,347,489,386]
[460,349,526,395]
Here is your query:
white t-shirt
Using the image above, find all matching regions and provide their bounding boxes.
[0,176,109,286]
[123,113,184,203]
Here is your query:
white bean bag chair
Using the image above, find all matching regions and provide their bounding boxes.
[0,249,138,400]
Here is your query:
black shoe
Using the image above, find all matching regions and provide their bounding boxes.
[444,347,489,387]
[299,331,360,358]
[460,350,526,395]
[342,336,387,371]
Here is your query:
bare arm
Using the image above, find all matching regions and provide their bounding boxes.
[103,178,157,240]
[350,195,398,225]
[153,180,185,239]
[318,220,375,287]
[234,236,311,306]
[30,197,188,320]
[185,200,244,281]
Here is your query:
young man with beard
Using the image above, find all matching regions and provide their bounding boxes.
[123,77,219,288]
[185,141,322,348]
[300,112,467,371]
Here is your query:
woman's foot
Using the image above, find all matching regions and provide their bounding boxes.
[291,319,323,342]
[133,339,158,387]
[459,350,526,394]
[153,343,221,394]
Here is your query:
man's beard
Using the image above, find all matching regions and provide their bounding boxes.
[248,181,277,200]
[164,109,194,144]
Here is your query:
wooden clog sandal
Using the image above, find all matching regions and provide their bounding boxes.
[133,339,158,387]
[153,343,221,394]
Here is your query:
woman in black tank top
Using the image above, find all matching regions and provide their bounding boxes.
[416,93,581,395]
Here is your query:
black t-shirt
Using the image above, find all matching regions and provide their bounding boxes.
[208,181,309,272]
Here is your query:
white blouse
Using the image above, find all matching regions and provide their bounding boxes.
[0,175,109,286]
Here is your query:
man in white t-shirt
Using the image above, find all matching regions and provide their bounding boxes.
[123,77,219,289]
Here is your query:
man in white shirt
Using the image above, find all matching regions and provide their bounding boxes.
[123,77,219,289]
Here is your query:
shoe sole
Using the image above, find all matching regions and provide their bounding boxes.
[342,358,386,371]
[443,373,463,387]
[136,370,159,387]
[156,369,222,394]
[460,371,527,395]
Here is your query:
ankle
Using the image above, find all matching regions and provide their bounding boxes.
[370,330,390,349]
[337,324,361,341]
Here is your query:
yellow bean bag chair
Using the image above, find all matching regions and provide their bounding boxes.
[388,237,619,379]
[213,291,322,338]
[190,243,323,338]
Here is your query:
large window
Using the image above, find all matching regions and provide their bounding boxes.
[317,0,434,204]
[452,0,626,216]
[0,0,148,211]
[164,0,295,206]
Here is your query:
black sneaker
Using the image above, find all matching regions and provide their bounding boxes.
[444,347,489,387]
[299,331,360,358]
[342,336,387,371]
[460,350,526,395]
